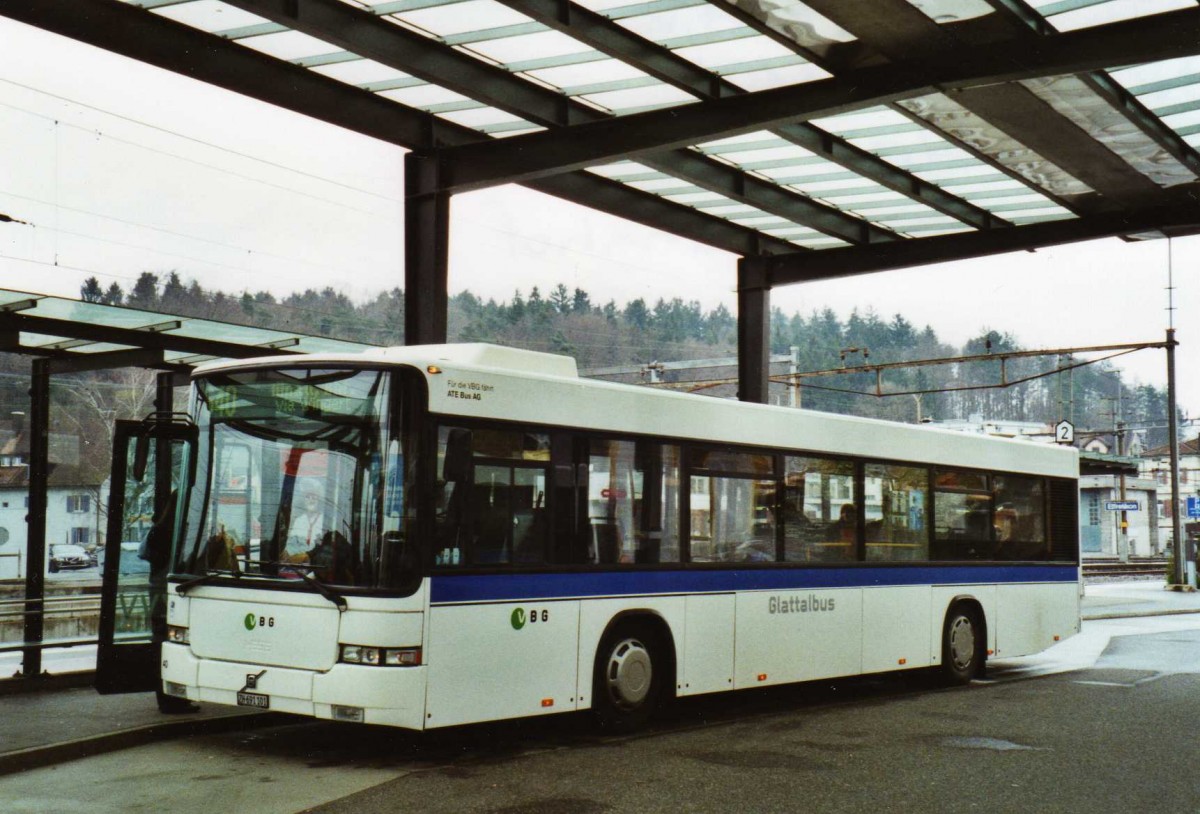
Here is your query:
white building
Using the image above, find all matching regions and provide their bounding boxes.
[0,422,103,579]
[1138,436,1200,553]
[1078,475,1160,558]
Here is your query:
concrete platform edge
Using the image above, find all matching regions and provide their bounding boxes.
[0,710,291,778]
[1083,608,1200,621]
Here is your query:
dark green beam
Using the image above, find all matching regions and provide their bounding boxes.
[755,203,1200,286]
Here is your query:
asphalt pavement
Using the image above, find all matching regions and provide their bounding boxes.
[0,577,1196,779]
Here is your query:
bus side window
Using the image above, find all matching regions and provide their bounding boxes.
[437,427,473,566]
[587,439,682,565]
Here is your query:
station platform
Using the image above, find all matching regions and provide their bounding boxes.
[1,578,1198,778]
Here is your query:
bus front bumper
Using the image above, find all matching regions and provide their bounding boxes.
[161,642,427,730]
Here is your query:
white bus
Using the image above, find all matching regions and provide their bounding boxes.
[115,344,1079,729]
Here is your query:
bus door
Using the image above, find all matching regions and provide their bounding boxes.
[96,418,196,694]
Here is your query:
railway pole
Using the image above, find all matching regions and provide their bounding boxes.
[1166,328,1187,586]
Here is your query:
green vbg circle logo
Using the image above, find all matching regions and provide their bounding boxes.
[510,608,526,630]
[244,613,256,631]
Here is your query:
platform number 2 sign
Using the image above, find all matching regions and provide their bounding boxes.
[1055,420,1075,445]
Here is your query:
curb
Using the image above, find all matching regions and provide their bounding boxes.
[0,710,291,778]
[1082,608,1200,621]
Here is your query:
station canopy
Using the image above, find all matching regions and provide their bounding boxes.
[7,1,1200,285]
[0,288,372,372]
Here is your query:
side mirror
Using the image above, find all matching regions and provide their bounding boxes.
[443,428,473,483]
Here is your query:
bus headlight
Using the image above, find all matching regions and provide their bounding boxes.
[166,625,190,644]
[340,644,421,666]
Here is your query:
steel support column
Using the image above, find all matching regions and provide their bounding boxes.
[20,359,49,680]
[404,152,449,346]
[154,373,175,520]
[737,258,771,404]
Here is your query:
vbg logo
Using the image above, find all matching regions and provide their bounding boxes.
[510,607,548,630]
[244,613,275,631]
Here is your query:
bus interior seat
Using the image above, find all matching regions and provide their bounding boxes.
[512,508,546,563]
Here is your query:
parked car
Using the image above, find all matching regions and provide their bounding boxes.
[48,544,90,573]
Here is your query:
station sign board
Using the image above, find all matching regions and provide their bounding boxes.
[1105,501,1139,511]
[1054,420,1074,444]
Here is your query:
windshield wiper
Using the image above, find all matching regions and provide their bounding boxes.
[293,567,348,612]
[175,568,241,595]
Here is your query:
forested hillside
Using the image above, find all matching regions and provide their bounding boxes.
[0,272,1153,452]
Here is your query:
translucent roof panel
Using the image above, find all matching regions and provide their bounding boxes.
[1030,0,1194,33]
[88,0,1200,270]
[231,30,344,62]
[720,0,856,52]
[722,60,829,92]
[903,1,994,24]
[150,1,266,32]
[615,2,747,42]
[897,93,1094,200]
[390,0,531,38]
[1021,75,1197,188]
[307,58,412,87]
[1110,57,1200,156]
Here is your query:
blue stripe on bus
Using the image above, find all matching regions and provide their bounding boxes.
[429,565,1079,604]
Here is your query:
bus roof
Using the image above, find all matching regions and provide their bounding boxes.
[194,343,1078,479]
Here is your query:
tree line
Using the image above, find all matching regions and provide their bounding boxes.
[69,271,1180,450]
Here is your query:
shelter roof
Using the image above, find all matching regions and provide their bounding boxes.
[0,288,374,372]
[5,1,1200,283]
[1079,450,1140,476]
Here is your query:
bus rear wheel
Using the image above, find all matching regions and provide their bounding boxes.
[593,623,661,730]
[941,605,983,685]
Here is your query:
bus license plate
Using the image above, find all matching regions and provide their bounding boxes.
[237,691,270,709]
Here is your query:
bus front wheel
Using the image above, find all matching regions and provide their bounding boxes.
[592,623,661,730]
[941,605,983,685]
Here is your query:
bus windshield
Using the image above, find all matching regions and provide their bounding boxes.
[176,367,419,593]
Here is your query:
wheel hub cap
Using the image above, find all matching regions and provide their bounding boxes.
[606,638,652,709]
[949,616,976,671]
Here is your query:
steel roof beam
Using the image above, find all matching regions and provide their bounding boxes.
[983,0,1200,182]
[498,0,1002,232]
[0,312,309,360]
[718,0,1083,217]
[753,203,1200,285]
[802,0,1178,208]
[437,7,1200,192]
[223,0,889,245]
[46,348,168,375]
[0,0,798,257]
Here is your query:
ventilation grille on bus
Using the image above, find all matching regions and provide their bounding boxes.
[1048,478,1079,563]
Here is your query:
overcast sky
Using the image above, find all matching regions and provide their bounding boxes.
[2,16,1199,415]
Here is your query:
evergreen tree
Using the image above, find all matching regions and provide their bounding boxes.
[549,283,572,315]
[80,277,104,303]
[161,271,187,312]
[103,282,124,306]
[624,298,649,331]
[127,272,160,310]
